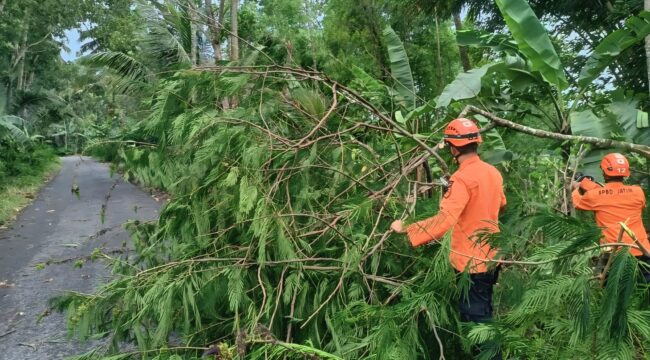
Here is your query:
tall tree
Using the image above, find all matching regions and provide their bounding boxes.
[406,1,472,71]
[452,10,471,71]
[230,0,239,61]
[228,0,239,108]
[1,0,89,110]
[188,1,198,65]
[204,0,226,62]
[79,0,139,54]
[646,0,650,98]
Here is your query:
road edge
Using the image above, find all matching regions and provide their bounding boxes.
[0,157,62,228]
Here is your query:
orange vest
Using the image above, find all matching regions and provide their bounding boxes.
[405,155,506,273]
[572,182,650,256]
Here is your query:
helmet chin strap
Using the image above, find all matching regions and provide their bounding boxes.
[448,144,461,162]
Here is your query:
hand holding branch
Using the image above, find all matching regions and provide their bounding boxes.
[390,220,406,233]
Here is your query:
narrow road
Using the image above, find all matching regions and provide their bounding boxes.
[0,156,161,359]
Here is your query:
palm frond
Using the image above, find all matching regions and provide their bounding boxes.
[139,4,191,69]
[0,115,30,142]
[80,52,154,94]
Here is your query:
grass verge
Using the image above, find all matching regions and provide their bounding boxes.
[0,155,61,227]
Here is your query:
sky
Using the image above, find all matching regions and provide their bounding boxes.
[60,29,83,62]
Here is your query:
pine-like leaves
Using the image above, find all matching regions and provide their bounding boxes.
[60,38,650,360]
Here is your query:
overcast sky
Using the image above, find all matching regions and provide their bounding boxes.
[61,29,83,62]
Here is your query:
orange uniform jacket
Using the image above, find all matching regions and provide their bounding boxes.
[405,155,506,273]
[572,182,650,257]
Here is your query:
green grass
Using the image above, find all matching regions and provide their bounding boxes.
[0,153,60,227]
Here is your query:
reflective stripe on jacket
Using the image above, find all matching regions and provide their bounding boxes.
[405,154,506,273]
[572,182,650,256]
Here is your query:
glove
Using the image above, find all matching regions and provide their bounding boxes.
[573,173,602,192]
[573,172,594,182]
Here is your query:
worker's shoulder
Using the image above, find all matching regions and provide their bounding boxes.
[458,158,502,177]
[626,183,644,190]
[584,183,645,197]
[626,184,646,196]
[454,159,502,184]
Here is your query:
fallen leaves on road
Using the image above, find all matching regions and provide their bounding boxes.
[0,280,15,288]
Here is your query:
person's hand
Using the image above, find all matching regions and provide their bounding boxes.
[391,220,405,233]
[571,180,580,191]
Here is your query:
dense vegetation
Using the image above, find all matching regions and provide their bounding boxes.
[0,0,102,219]
[7,0,650,358]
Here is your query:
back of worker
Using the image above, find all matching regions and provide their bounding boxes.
[573,153,650,258]
[446,154,505,273]
[392,120,506,295]
[573,180,649,256]
[391,118,506,359]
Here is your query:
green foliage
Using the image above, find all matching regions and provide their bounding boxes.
[67,73,650,360]
[435,62,499,108]
[569,110,615,179]
[456,29,520,55]
[29,1,650,359]
[0,144,58,225]
[570,91,650,178]
[80,52,154,94]
[0,115,30,143]
[495,0,568,89]
[579,11,650,88]
[382,26,416,109]
[139,3,192,68]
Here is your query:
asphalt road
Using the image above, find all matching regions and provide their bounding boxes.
[0,156,161,359]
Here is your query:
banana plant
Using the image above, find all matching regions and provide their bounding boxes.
[437,0,650,176]
[495,0,567,90]
[80,1,192,95]
[382,26,416,110]
[570,92,650,179]
[0,115,30,143]
[568,11,650,176]
[579,11,650,88]
[437,0,565,109]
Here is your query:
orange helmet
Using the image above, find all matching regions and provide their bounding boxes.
[601,153,630,177]
[443,118,482,147]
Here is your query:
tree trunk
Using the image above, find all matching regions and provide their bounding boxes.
[453,10,471,72]
[227,0,239,108]
[218,0,226,39]
[229,0,239,61]
[434,7,443,91]
[360,3,389,80]
[645,0,650,98]
[206,0,228,109]
[25,71,34,90]
[5,79,12,113]
[204,0,226,62]
[370,23,390,80]
[0,0,6,15]
[188,1,198,66]
[63,117,69,152]
[15,26,29,92]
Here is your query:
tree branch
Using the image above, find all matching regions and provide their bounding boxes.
[460,105,650,158]
[194,65,450,175]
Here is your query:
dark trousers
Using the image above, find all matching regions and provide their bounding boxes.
[457,270,502,360]
[458,270,499,323]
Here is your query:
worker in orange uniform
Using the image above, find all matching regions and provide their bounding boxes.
[572,153,650,282]
[391,118,507,325]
